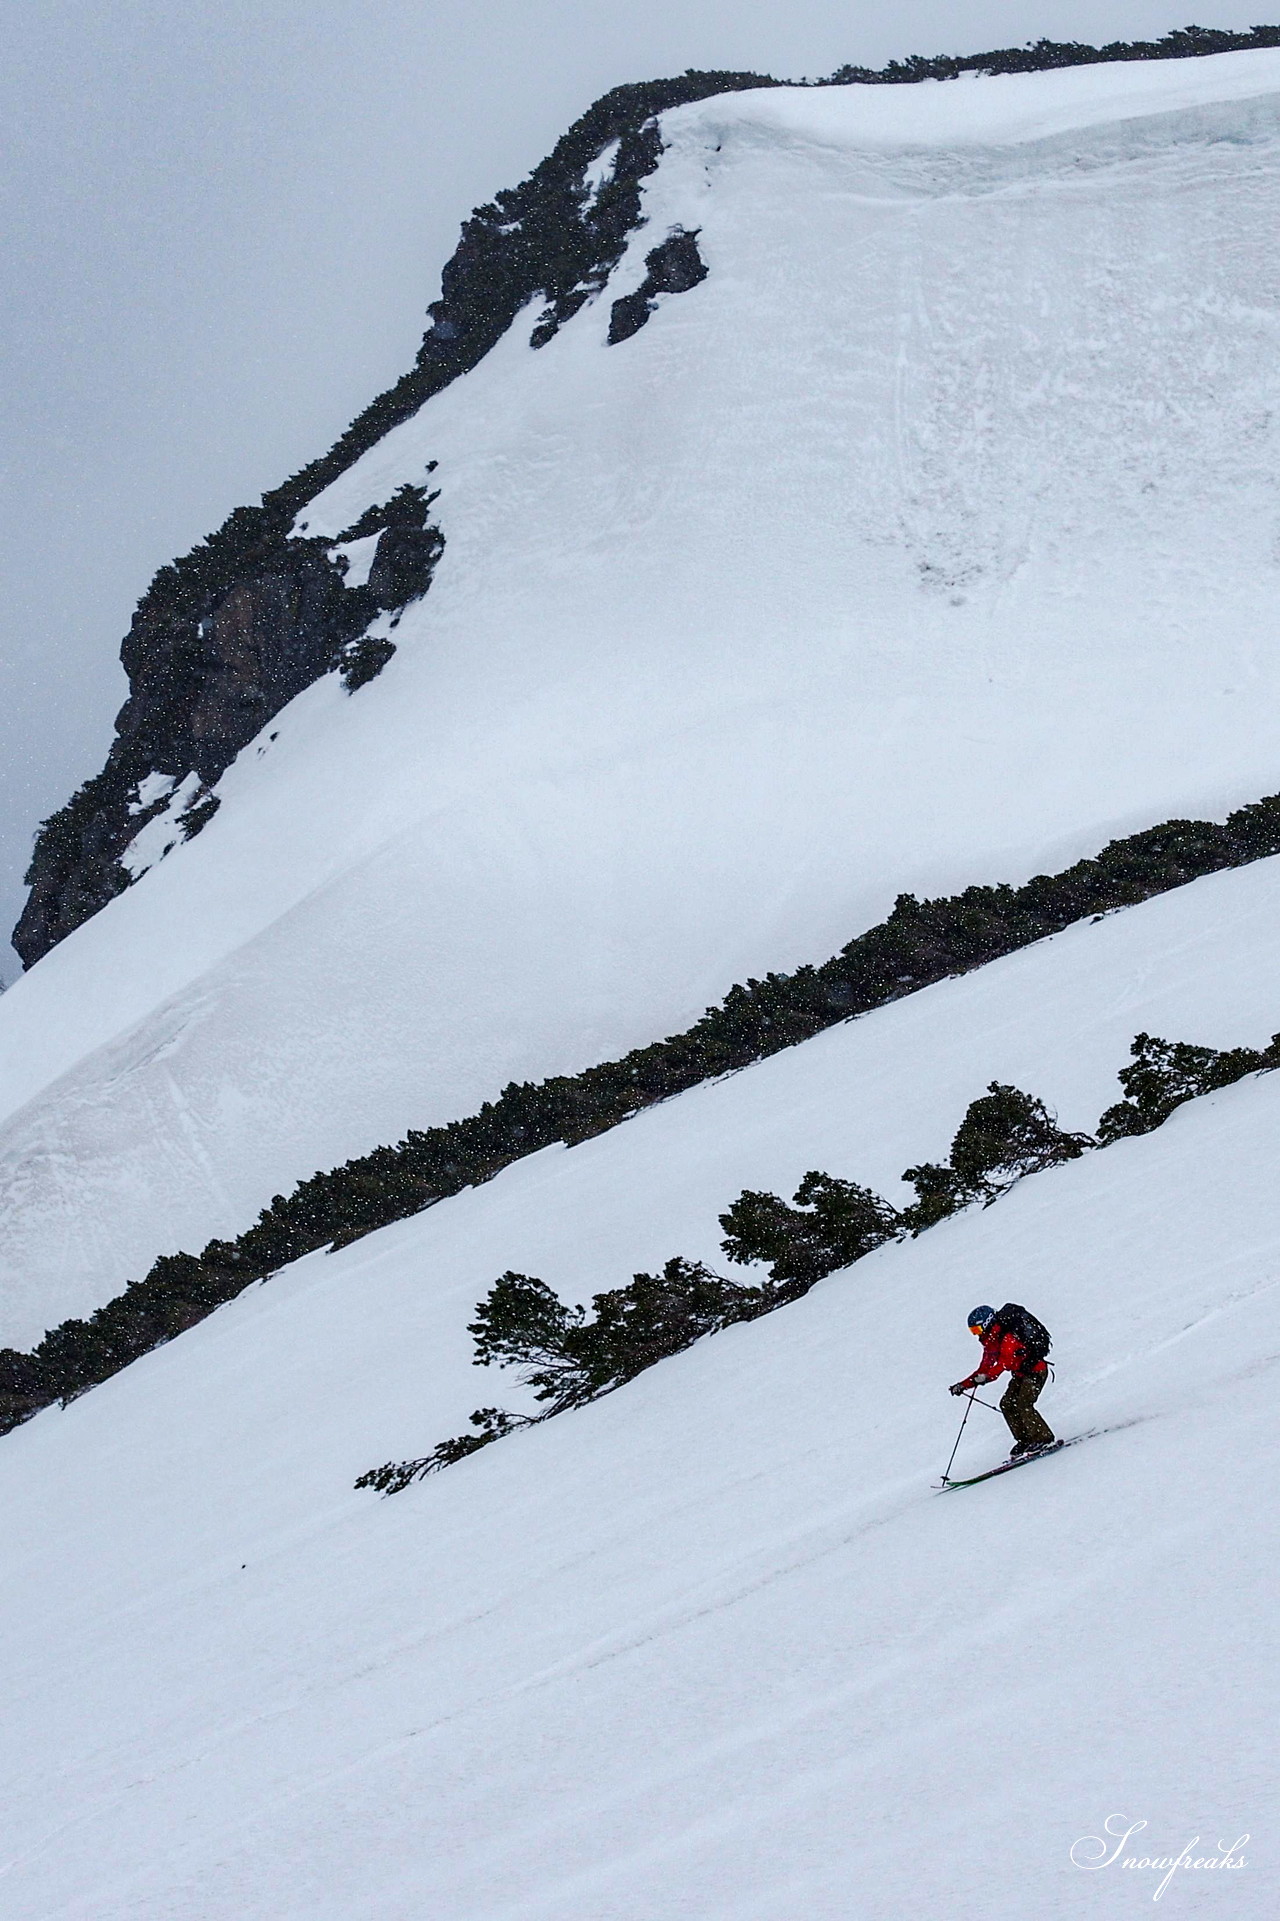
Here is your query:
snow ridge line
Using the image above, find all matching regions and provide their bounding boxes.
[14,67,778,966]
[5,796,1280,1437]
[21,28,1280,963]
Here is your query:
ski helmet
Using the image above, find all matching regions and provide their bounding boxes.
[967,1305,996,1333]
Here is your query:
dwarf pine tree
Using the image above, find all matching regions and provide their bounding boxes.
[1096,1032,1280,1142]
[355,1406,533,1495]
[468,1270,591,1409]
[360,1259,769,1490]
[576,1258,767,1386]
[468,1258,767,1411]
[899,1159,977,1233]
[903,1083,1093,1229]
[948,1083,1094,1192]
[719,1172,902,1289]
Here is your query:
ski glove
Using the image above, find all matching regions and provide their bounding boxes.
[949,1381,971,1396]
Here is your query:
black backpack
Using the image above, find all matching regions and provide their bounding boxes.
[994,1302,1052,1364]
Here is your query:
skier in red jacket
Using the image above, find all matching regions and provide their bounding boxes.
[950,1303,1055,1458]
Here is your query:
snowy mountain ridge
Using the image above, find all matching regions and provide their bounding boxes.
[4,43,1280,1349]
[20,28,1280,969]
[2,42,1278,1916]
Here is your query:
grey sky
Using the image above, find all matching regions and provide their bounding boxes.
[1,2,1270,968]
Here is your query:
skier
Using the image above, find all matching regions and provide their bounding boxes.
[949,1303,1056,1459]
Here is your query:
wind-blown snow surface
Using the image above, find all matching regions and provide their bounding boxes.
[0,890,1273,1917]
[6,50,1280,1326]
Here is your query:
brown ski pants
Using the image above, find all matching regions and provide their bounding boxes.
[1000,1372,1055,1450]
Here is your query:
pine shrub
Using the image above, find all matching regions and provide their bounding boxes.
[897,1160,977,1233]
[574,1256,767,1388]
[947,1082,1093,1193]
[903,1083,1092,1228]
[469,1271,592,1409]
[360,1258,768,1490]
[719,1172,902,1289]
[355,1406,532,1494]
[1097,1032,1280,1143]
[470,1257,767,1410]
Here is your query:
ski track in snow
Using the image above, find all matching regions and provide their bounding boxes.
[4,55,1280,1329]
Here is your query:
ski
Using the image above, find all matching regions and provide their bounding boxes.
[936,1415,1148,1489]
[937,1435,1075,1490]
[937,1415,1150,1490]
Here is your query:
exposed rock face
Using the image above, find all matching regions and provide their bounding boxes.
[12,491,445,965]
[14,544,348,964]
[607,228,708,344]
[15,773,132,964]
[117,549,350,788]
[16,68,776,969]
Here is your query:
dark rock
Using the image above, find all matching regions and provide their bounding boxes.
[366,522,445,610]
[608,228,708,344]
[645,228,710,296]
[340,637,397,693]
[115,546,355,789]
[179,794,221,840]
[14,494,443,966]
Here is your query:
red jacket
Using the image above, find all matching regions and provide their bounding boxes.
[959,1323,1045,1389]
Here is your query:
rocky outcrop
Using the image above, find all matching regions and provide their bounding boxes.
[607,229,708,344]
[13,487,445,964]
[116,547,351,788]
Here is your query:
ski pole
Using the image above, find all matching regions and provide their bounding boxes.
[942,1389,978,1483]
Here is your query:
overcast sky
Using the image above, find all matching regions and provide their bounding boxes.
[1,1,1271,968]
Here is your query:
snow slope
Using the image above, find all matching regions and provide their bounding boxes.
[0,883,1273,1917]
[5,50,1280,1328]
[2,828,1280,1351]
